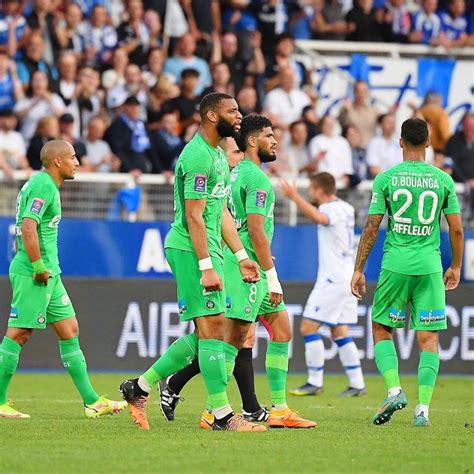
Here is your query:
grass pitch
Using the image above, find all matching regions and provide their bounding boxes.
[0,373,472,474]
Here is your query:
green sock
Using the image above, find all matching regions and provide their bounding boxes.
[143,332,198,386]
[222,342,238,383]
[418,351,440,406]
[59,336,99,405]
[0,337,22,405]
[199,339,229,411]
[266,341,289,407]
[374,339,401,391]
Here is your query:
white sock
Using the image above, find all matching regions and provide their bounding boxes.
[213,405,233,420]
[415,404,429,417]
[388,386,402,397]
[335,337,365,390]
[304,334,324,387]
[137,375,151,394]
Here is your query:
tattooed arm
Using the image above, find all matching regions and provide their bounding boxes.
[351,214,384,299]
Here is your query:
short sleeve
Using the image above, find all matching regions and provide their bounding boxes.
[245,171,272,216]
[442,175,461,215]
[368,173,387,215]
[182,148,213,200]
[318,203,334,225]
[22,181,53,223]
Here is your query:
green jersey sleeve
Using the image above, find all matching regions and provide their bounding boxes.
[442,175,461,215]
[182,149,213,200]
[245,171,272,216]
[22,181,53,224]
[368,173,387,215]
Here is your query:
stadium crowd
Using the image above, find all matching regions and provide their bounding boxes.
[0,0,472,194]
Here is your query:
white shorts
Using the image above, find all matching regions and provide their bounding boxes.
[302,279,358,326]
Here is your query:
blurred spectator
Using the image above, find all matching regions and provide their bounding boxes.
[83,5,118,68]
[56,3,86,57]
[417,92,451,152]
[0,109,30,178]
[0,0,28,58]
[118,0,150,66]
[56,52,77,106]
[312,0,351,40]
[222,0,257,34]
[409,0,444,45]
[237,86,259,115]
[263,68,311,129]
[102,47,129,90]
[83,116,120,172]
[142,47,165,88]
[366,113,403,176]
[201,62,234,97]
[301,104,320,142]
[26,115,59,169]
[339,80,380,149]
[343,125,368,181]
[182,0,221,41]
[14,70,65,143]
[446,112,474,184]
[16,31,59,90]
[147,75,179,127]
[346,0,385,41]
[163,68,201,134]
[265,33,308,92]
[59,113,88,164]
[143,9,162,49]
[26,0,61,64]
[104,95,152,176]
[0,53,23,111]
[163,32,211,95]
[439,0,468,47]
[287,0,315,39]
[384,0,411,43]
[150,109,184,173]
[308,115,353,188]
[286,120,313,176]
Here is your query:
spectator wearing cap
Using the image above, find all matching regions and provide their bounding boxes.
[0,109,30,178]
[104,96,152,177]
[339,80,380,149]
[83,116,120,172]
[366,112,403,177]
[162,68,201,136]
[26,116,59,169]
[263,67,311,130]
[439,0,468,47]
[0,0,28,58]
[0,52,23,111]
[150,109,184,174]
[59,113,88,165]
[409,0,444,45]
[14,70,65,143]
[163,32,211,95]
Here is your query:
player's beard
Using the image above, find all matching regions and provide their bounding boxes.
[216,117,237,138]
[258,148,276,163]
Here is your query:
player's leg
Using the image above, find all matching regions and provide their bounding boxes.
[371,270,410,425]
[289,318,324,396]
[410,272,446,427]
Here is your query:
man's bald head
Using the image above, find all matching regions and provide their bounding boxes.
[40,140,74,167]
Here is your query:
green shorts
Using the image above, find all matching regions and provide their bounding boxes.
[224,253,286,323]
[165,248,226,322]
[372,269,447,331]
[8,273,75,329]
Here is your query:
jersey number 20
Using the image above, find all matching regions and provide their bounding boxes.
[392,189,439,225]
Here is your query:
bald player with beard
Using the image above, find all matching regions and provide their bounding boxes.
[0,140,127,420]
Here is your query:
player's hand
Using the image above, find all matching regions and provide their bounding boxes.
[443,266,460,291]
[279,178,298,200]
[239,259,260,283]
[201,269,223,292]
[33,270,50,286]
[351,270,366,300]
[269,291,283,308]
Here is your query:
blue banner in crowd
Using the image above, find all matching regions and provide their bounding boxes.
[0,217,471,281]
[417,58,456,108]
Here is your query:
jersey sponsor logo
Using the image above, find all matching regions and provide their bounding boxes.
[9,306,18,319]
[194,174,207,192]
[209,182,230,198]
[371,192,378,204]
[30,197,45,214]
[256,190,267,208]
[48,215,61,228]
[392,223,434,236]
[388,308,406,322]
[419,309,445,324]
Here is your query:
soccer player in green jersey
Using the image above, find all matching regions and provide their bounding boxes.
[120,93,264,432]
[351,118,464,427]
[0,140,127,419]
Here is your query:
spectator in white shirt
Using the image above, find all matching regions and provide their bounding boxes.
[308,115,353,188]
[0,109,30,178]
[366,112,403,176]
[263,67,311,129]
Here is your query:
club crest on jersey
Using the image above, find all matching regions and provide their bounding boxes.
[30,197,45,214]
[194,174,207,192]
[256,190,267,208]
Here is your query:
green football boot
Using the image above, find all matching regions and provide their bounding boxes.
[373,390,407,425]
[414,411,432,428]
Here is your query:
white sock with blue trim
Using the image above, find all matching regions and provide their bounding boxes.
[335,337,365,389]
[304,334,324,387]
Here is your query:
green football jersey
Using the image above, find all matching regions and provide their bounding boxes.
[226,159,275,263]
[10,172,62,277]
[368,161,460,275]
[165,133,230,258]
